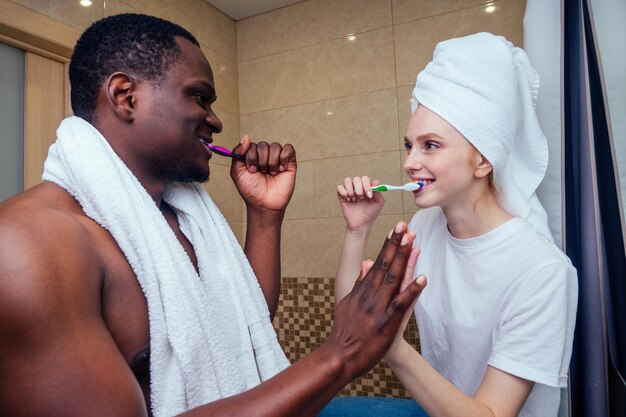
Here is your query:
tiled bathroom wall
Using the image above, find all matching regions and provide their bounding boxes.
[238,0,527,398]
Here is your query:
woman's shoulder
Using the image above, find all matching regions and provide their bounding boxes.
[502,219,577,295]
[511,218,572,264]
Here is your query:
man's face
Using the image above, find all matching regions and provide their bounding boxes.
[134,37,223,183]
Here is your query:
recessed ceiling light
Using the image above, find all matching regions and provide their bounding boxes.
[485,4,496,13]
[80,0,92,6]
[346,34,356,41]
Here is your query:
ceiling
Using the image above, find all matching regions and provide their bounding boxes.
[205,0,304,21]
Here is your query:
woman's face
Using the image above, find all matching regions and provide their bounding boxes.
[403,105,487,210]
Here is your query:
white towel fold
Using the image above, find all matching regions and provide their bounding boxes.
[411,32,554,242]
[42,116,290,417]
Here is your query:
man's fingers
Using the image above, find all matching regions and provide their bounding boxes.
[245,142,258,173]
[267,142,283,175]
[231,135,252,173]
[386,274,427,320]
[367,221,409,291]
[232,138,296,175]
[279,144,296,172]
[379,227,413,295]
[255,141,270,173]
[233,134,251,155]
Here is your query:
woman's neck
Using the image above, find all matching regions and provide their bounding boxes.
[442,190,512,239]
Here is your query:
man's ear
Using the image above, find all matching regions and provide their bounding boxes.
[474,154,493,179]
[105,72,137,121]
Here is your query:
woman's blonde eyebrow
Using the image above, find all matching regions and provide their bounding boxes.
[404,133,443,143]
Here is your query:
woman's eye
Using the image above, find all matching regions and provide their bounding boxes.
[404,142,412,152]
[425,141,438,150]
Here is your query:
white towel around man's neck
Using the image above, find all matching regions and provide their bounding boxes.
[42,116,289,417]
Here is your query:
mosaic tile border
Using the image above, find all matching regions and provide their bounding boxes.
[273,277,420,398]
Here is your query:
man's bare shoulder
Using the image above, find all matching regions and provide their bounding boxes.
[0,182,149,416]
[0,181,104,259]
[0,182,105,320]
[0,181,88,230]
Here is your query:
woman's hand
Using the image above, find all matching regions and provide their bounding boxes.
[337,176,385,232]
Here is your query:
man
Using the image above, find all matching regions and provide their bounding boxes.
[0,14,425,417]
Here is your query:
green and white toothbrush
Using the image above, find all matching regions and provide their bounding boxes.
[371,181,424,192]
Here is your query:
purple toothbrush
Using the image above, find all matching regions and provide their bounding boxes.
[206,143,246,162]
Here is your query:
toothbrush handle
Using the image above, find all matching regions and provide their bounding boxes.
[229,153,246,162]
[211,145,246,162]
[372,185,402,192]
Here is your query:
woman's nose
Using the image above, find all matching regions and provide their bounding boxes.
[403,149,423,173]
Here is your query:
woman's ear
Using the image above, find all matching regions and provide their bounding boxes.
[105,72,136,122]
[474,153,493,179]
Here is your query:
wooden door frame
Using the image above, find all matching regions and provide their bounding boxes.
[0,0,80,188]
[0,0,78,59]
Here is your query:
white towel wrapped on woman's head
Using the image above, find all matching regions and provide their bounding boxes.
[411,32,553,242]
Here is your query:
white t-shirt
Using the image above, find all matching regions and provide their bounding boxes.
[409,207,578,417]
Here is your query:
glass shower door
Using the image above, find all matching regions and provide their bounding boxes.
[0,42,24,202]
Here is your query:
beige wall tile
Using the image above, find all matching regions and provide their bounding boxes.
[11,0,237,60]
[11,0,106,30]
[210,108,240,167]
[281,214,405,277]
[394,0,527,87]
[237,0,391,62]
[239,27,396,114]
[403,211,418,225]
[118,0,236,60]
[103,0,138,16]
[204,163,242,222]
[391,0,493,25]
[286,151,404,220]
[201,46,239,114]
[396,85,414,148]
[240,89,399,162]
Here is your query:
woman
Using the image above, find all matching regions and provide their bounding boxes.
[334,32,578,417]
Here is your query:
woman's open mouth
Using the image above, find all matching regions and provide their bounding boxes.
[413,179,434,192]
